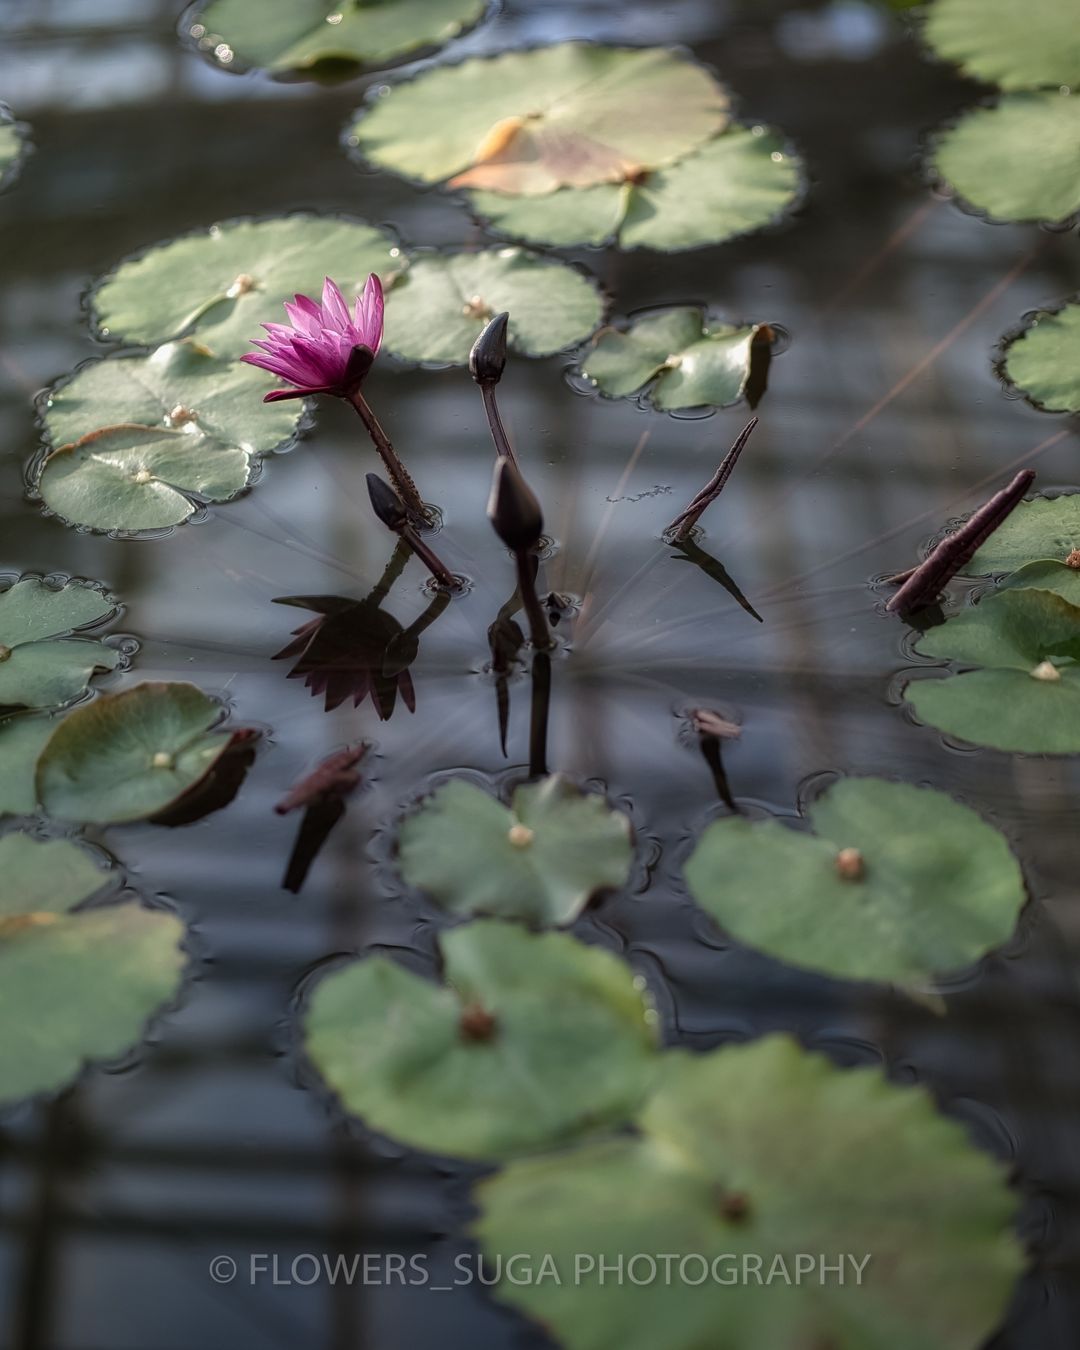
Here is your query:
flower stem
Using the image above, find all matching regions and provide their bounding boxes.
[481,384,517,463]
[348,390,428,524]
[514,547,552,651]
[667,418,758,542]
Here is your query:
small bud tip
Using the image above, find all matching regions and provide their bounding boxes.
[836,847,865,881]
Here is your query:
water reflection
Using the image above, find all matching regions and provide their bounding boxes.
[273,542,450,719]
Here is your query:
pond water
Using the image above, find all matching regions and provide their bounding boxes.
[2,1,1079,1346]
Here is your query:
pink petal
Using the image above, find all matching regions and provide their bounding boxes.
[356,273,384,355]
[321,277,351,331]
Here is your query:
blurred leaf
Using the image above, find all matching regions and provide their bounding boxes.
[304,921,658,1158]
[0,714,54,816]
[581,308,772,412]
[468,128,802,252]
[0,833,184,1107]
[0,113,27,190]
[190,0,486,77]
[397,775,633,924]
[0,578,119,709]
[924,0,1080,91]
[474,1037,1022,1350]
[932,92,1080,225]
[91,215,401,360]
[684,777,1026,986]
[36,682,248,824]
[44,342,301,453]
[1002,301,1080,414]
[37,424,252,532]
[383,249,604,365]
[349,42,728,193]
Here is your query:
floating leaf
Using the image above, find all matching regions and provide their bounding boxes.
[684,777,1025,986]
[397,775,633,924]
[932,92,1080,225]
[467,127,802,252]
[44,342,301,454]
[349,43,728,194]
[968,493,1080,574]
[1001,301,1080,414]
[906,587,1080,751]
[1000,559,1080,603]
[304,921,657,1158]
[0,112,27,190]
[383,249,604,365]
[0,714,54,817]
[907,667,1080,753]
[581,308,773,412]
[474,1037,1022,1350]
[916,587,1080,668]
[0,833,184,1107]
[91,216,401,360]
[0,578,119,709]
[36,682,249,824]
[923,0,1080,91]
[190,0,487,78]
[37,424,252,532]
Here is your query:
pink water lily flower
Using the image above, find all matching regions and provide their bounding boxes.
[242,274,384,403]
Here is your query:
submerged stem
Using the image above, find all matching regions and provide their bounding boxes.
[348,390,428,524]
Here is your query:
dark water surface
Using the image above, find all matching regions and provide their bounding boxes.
[2,2,1080,1347]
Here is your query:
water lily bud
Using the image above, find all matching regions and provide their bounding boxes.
[366,472,408,532]
[488,455,543,552]
[469,311,510,386]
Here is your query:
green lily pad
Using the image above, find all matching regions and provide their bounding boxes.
[0,578,120,709]
[37,424,252,533]
[348,42,729,194]
[44,342,301,455]
[0,114,27,190]
[190,0,487,78]
[932,92,1080,225]
[36,682,246,824]
[581,308,773,412]
[0,833,185,1107]
[467,127,802,252]
[1000,559,1080,602]
[474,1036,1022,1350]
[383,250,604,365]
[907,666,1080,753]
[906,587,1080,751]
[91,215,401,360]
[304,920,658,1158]
[0,714,55,817]
[1001,301,1080,413]
[969,494,1080,573]
[397,775,633,924]
[684,777,1025,987]
[923,0,1080,91]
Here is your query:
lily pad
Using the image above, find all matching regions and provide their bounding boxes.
[581,308,773,412]
[397,775,632,924]
[348,42,729,194]
[1000,559,1080,603]
[303,920,658,1158]
[968,494,1080,573]
[467,127,802,252]
[474,1036,1022,1350]
[923,0,1080,91]
[0,578,120,709]
[932,92,1080,225]
[0,833,185,1107]
[190,0,487,78]
[1001,301,1080,414]
[0,714,55,816]
[383,250,604,365]
[0,113,27,190]
[684,777,1025,987]
[36,682,248,824]
[37,424,252,532]
[44,342,301,454]
[91,215,401,360]
[906,588,1080,752]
